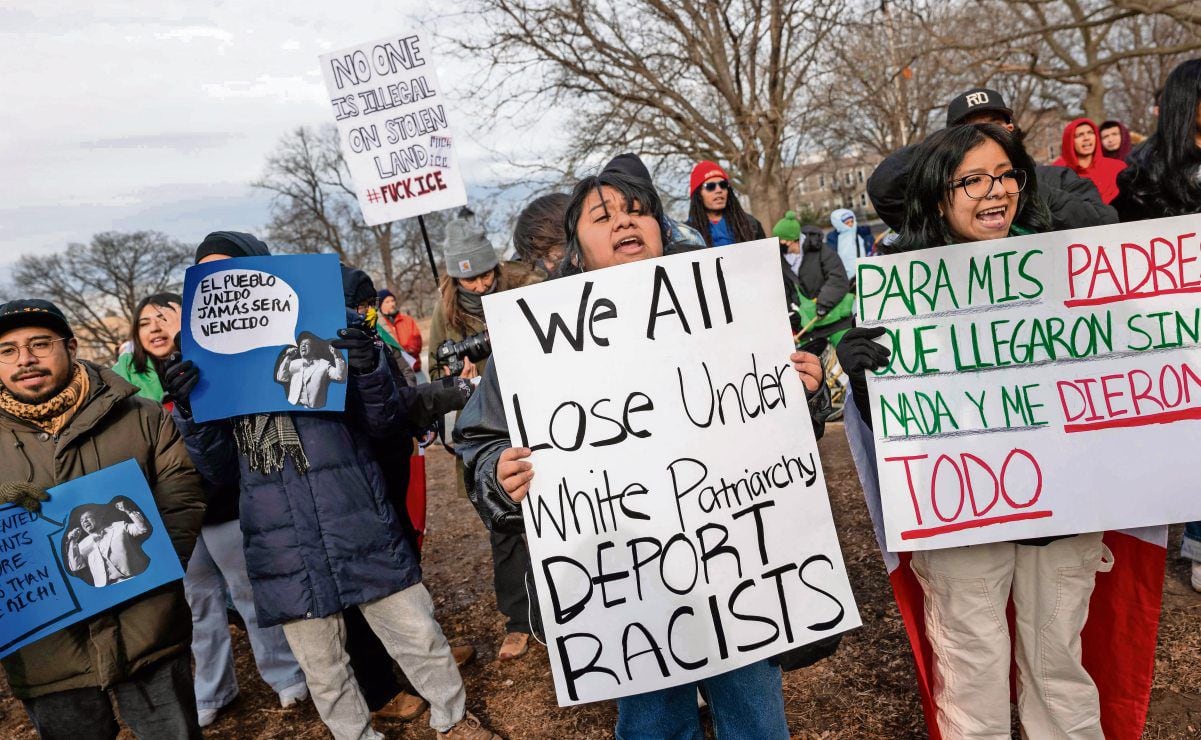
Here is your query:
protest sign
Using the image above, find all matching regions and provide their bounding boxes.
[0,459,184,659]
[319,32,468,226]
[182,253,348,423]
[857,214,1201,551]
[484,240,860,706]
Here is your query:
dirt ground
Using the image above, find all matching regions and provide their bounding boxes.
[0,426,1198,738]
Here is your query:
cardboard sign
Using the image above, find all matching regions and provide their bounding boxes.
[319,32,468,225]
[484,240,860,706]
[182,254,348,423]
[0,459,185,658]
[857,215,1201,551]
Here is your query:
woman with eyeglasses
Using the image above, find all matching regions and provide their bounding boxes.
[841,124,1113,739]
[685,160,766,248]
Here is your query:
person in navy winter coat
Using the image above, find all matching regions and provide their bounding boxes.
[160,231,499,740]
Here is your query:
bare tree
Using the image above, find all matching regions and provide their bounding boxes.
[458,0,847,227]
[12,232,191,363]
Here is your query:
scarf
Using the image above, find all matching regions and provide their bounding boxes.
[0,362,89,435]
[234,413,309,475]
[456,279,498,318]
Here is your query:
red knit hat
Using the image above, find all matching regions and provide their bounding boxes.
[689,160,729,196]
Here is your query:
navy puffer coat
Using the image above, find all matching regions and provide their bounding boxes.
[175,352,420,627]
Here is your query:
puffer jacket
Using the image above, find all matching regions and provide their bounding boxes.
[0,362,205,698]
[175,353,421,627]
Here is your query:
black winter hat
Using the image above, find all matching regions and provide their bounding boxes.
[194,231,271,264]
[603,152,653,183]
[865,144,915,232]
[0,299,74,339]
[339,265,377,309]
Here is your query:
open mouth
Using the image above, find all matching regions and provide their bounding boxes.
[148,336,169,349]
[614,235,645,254]
[975,204,1009,230]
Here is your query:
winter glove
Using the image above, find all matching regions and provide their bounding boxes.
[160,354,199,416]
[332,328,379,374]
[835,326,890,430]
[0,482,49,512]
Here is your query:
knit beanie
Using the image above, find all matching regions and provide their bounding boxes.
[772,211,802,242]
[195,231,270,263]
[377,288,395,302]
[604,153,653,183]
[443,215,499,278]
[689,160,729,196]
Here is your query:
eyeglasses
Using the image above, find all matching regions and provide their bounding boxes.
[702,180,730,192]
[0,337,69,364]
[947,169,1027,200]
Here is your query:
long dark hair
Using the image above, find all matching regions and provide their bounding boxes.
[1116,58,1201,218]
[513,192,569,269]
[129,292,182,373]
[887,124,1050,254]
[687,185,759,246]
[558,170,668,276]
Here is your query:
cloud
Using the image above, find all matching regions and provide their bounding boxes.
[201,75,327,104]
[80,132,244,153]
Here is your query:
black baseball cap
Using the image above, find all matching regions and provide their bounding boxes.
[946,88,1013,127]
[0,300,74,339]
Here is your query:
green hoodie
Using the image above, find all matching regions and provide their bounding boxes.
[111,352,165,402]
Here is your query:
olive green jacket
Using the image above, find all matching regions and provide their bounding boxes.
[0,362,205,698]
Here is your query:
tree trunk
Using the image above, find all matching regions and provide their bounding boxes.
[743,169,790,236]
[1082,73,1107,123]
[375,224,395,292]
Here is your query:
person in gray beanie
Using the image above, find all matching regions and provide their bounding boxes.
[427,209,543,663]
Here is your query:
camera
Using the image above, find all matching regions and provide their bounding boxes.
[435,330,492,376]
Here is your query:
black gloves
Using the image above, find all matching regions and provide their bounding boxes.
[0,482,49,512]
[332,328,378,374]
[160,354,199,416]
[835,326,890,430]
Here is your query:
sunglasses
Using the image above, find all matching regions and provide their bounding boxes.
[702,180,730,192]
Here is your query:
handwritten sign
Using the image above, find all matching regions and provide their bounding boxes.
[0,460,184,658]
[858,215,1201,551]
[484,241,860,706]
[319,32,468,225]
[182,254,348,422]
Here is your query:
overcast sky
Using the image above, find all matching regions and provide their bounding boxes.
[1,1,551,275]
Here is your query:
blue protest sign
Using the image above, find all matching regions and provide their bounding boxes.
[0,459,184,659]
[182,253,348,422]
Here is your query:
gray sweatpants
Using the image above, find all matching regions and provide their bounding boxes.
[281,583,466,739]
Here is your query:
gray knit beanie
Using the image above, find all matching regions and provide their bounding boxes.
[443,215,499,278]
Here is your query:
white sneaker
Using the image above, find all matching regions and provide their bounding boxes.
[1191,561,1201,593]
[198,707,219,728]
[279,682,310,708]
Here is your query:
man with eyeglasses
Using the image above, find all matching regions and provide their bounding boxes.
[0,298,206,739]
[868,87,1119,234]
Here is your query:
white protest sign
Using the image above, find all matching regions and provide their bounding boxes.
[858,214,1201,551]
[484,241,860,706]
[319,32,468,225]
[190,269,299,354]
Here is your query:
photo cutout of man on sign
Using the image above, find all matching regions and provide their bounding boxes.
[63,497,152,588]
[274,332,346,410]
[180,232,349,422]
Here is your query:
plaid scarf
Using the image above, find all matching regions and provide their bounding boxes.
[0,362,89,435]
[233,413,309,475]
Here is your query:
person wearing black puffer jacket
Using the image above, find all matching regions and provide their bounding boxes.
[867,87,1118,233]
[162,232,499,740]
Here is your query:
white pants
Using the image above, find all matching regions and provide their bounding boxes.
[281,584,466,740]
[911,533,1113,740]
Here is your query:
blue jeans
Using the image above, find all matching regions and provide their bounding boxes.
[615,660,788,740]
[185,519,306,709]
[1183,522,1201,562]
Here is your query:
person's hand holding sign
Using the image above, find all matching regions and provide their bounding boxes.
[790,350,823,394]
[497,447,534,503]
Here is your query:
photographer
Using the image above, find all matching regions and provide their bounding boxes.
[427,210,543,662]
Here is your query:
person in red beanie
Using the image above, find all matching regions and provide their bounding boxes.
[1052,118,1126,203]
[685,160,766,247]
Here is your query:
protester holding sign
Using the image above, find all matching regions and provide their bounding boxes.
[846,124,1126,739]
[164,232,498,740]
[1112,57,1201,593]
[0,298,206,739]
[456,169,833,738]
[428,210,543,661]
[116,288,308,727]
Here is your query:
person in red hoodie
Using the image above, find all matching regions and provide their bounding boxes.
[1053,118,1126,203]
